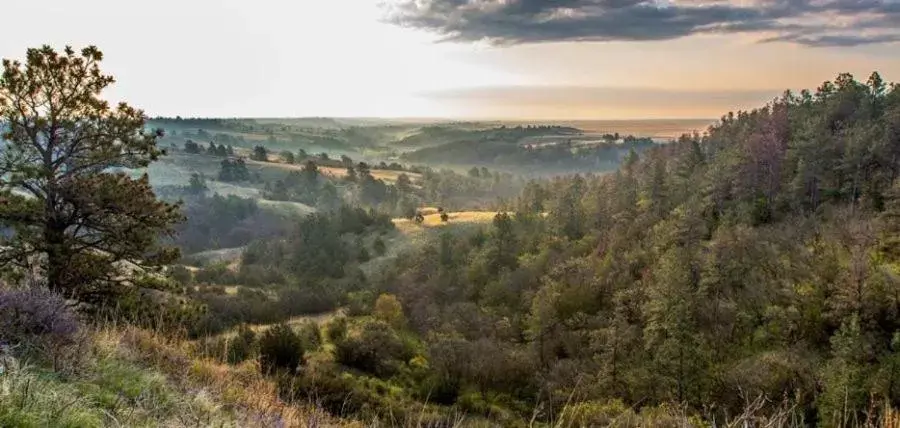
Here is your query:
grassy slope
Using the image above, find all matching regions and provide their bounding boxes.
[0,326,347,428]
[359,210,498,277]
[243,157,421,184]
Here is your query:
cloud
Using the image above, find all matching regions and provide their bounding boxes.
[383,0,900,47]
[760,32,900,47]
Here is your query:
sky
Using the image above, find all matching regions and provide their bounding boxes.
[1,0,899,119]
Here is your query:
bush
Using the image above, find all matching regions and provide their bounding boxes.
[344,290,374,317]
[372,237,387,256]
[278,287,339,316]
[279,366,376,417]
[296,321,322,351]
[194,262,238,284]
[325,317,348,342]
[101,287,204,336]
[333,320,414,378]
[169,265,193,285]
[418,374,462,405]
[373,293,406,329]
[259,324,304,374]
[357,247,370,262]
[279,365,419,422]
[189,288,280,337]
[198,324,257,364]
[0,287,82,370]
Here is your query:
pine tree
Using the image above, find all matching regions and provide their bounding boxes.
[251,145,268,161]
[0,46,182,303]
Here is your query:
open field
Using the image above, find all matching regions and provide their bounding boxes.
[393,210,498,234]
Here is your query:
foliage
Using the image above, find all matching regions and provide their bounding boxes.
[218,158,251,182]
[333,320,415,378]
[186,172,208,195]
[0,45,183,304]
[372,236,387,256]
[295,321,323,352]
[373,293,406,329]
[258,324,305,374]
[198,324,257,364]
[240,206,393,285]
[250,145,268,161]
[174,193,289,253]
[363,73,900,424]
[0,287,82,369]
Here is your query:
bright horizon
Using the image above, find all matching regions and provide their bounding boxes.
[3,0,899,119]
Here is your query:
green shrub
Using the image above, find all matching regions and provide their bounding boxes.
[169,265,193,285]
[279,367,374,417]
[101,287,204,337]
[417,374,462,405]
[325,317,348,342]
[198,324,257,364]
[278,365,416,422]
[358,247,371,262]
[373,293,406,329]
[296,321,322,351]
[344,290,374,317]
[333,320,414,378]
[372,237,387,256]
[278,287,339,316]
[259,324,304,374]
[194,262,238,285]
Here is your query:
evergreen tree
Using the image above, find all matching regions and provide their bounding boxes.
[280,150,295,164]
[187,173,207,194]
[251,145,268,161]
[0,45,182,303]
[184,139,201,154]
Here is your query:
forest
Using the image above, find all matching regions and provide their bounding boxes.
[3,45,900,428]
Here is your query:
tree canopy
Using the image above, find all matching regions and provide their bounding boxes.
[0,45,182,303]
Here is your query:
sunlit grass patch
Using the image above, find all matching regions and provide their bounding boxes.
[393,210,500,233]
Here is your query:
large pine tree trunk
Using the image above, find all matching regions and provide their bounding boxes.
[44,222,68,295]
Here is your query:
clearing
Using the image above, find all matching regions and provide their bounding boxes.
[244,158,421,183]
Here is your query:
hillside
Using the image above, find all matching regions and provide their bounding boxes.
[161,72,900,426]
[6,45,900,428]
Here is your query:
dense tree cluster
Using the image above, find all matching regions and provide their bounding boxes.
[368,72,900,423]
[240,205,393,284]
[173,193,288,254]
[265,160,340,209]
[218,158,251,182]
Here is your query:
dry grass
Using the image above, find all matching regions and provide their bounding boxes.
[95,325,355,427]
[393,210,500,235]
[246,310,343,334]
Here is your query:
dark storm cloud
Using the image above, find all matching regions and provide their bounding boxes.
[384,0,900,47]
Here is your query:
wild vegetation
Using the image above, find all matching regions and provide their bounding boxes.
[4,44,900,428]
